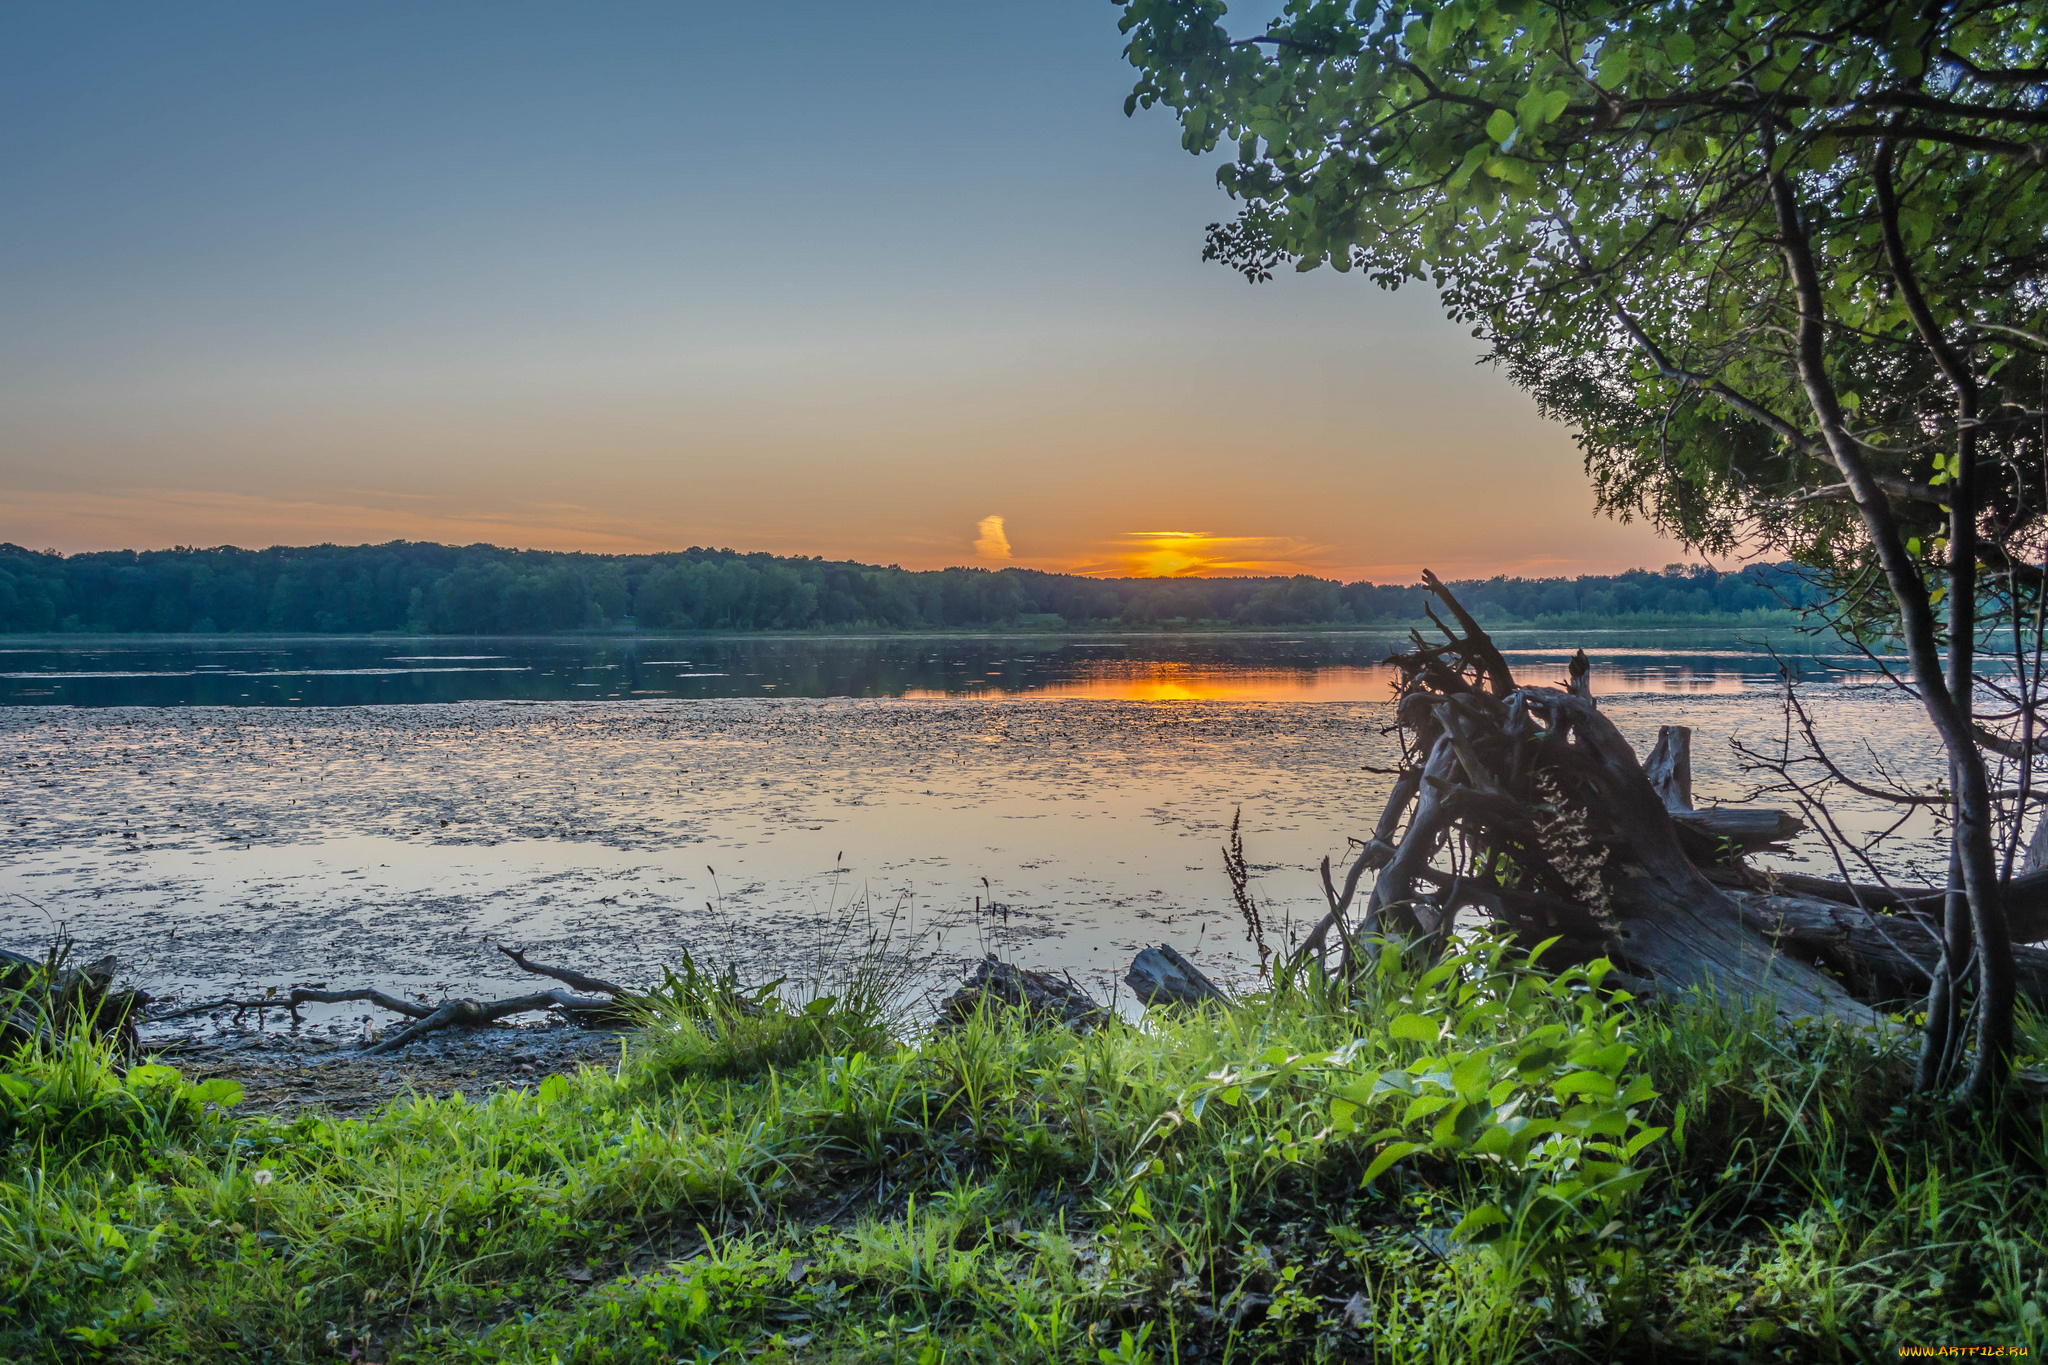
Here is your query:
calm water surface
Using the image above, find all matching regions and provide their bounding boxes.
[0,631,1939,1025]
[0,630,1880,706]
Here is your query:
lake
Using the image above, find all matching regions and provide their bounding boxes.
[1,630,1861,707]
[0,630,1944,1027]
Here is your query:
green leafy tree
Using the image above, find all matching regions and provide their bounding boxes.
[1117,0,2048,1098]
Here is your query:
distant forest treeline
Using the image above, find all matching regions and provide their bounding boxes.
[0,542,1811,634]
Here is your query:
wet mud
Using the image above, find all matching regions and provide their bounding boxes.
[142,1016,629,1118]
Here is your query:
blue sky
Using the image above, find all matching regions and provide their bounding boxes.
[0,1,1684,579]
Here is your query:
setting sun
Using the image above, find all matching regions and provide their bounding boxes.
[1095,531,1329,579]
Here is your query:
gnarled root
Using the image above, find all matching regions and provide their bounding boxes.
[1290,573,2038,1022]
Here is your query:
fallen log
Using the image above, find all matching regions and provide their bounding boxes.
[1672,806,1807,853]
[1706,866,2048,945]
[1126,944,1231,1009]
[1644,724,1807,855]
[1729,890,2048,1004]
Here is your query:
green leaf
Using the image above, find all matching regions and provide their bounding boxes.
[1451,1054,1492,1102]
[1404,1093,1455,1124]
[191,1078,244,1108]
[1360,1140,1425,1186]
[1430,1102,1471,1147]
[1418,961,1460,990]
[1389,1012,1439,1043]
[1624,1125,1669,1160]
[1427,10,1458,56]
[1450,1203,1509,1242]
[1471,1122,1517,1156]
[1485,109,1517,145]
[1328,1077,1375,1108]
[1565,1104,1630,1138]
[1552,1071,1616,1100]
[125,1063,182,1090]
[1595,40,1632,88]
[1569,1041,1630,1074]
[1446,141,1492,191]
[1617,1074,1658,1107]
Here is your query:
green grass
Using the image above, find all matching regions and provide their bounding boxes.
[3,940,2045,1363]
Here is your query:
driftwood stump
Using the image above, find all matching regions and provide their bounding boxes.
[1288,573,2047,1020]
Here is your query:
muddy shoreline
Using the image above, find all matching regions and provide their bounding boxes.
[6,689,1948,1119]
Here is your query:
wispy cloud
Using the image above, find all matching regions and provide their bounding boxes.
[973,514,1012,562]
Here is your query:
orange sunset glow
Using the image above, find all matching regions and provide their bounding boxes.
[1084,532,1334,579]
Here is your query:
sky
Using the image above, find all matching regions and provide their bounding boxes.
[0,1,1694,584]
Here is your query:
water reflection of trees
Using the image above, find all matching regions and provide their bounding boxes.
[4,635,1834,706]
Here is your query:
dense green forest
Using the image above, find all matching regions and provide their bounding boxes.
[0,541,1808,634]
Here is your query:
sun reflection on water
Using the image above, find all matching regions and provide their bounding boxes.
[905,659,1757,702]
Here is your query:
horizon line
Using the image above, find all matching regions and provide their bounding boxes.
[0,535,1751,589]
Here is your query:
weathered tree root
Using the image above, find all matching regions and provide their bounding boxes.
[1290,572,2048,1021]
